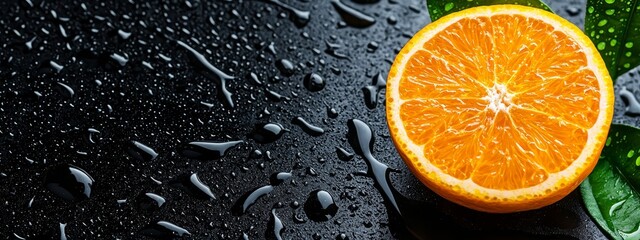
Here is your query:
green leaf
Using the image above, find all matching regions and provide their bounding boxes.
[426,0,551,22]
[585,0,640,81]
[580,124,640,240]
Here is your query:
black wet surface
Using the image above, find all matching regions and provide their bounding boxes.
[1,0,638,239]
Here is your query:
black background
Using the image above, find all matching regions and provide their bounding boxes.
[2,0,638,239]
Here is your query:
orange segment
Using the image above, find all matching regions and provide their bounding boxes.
[386,5,614,213]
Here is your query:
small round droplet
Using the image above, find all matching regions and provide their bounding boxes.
[304,190,339,222]
[250,149,263,159]
[367,41,379,52]
[336,233,349,240]
[276,59,295,76]
[387,16,397,25]
[303,73,326,92]
[565,6,581,16]
[327,107,339,118]
[250,123,287,144]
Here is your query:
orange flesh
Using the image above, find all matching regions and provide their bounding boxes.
[398,14,600,190]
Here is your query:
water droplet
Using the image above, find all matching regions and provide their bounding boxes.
[387,16,398,25]
[117,29,131,39]
[306,167,318,176]
[619,223,640,239]
[56,82,75,98]
[293,212,307,223]
[609,199,626,217]
[263,0,311,27]
[137,192,166,211]
[59,223,68,240]
[367,41,379,52]
[336,233,349,240]
[265,89,291,102]
[325,41,350,60]
[597,42,606,50]
[565,6,581,16]
[336,147,354,161]
[139,221,191,239]
[304,190,339,221]
[362,73,386,109]
[270,172,292,186]
[605,0,615,3]
[292,117,325,136]
[250,123,288,143]
[44,164,95,202]
[619,88,640,116]
[50,61,64,73]
[177,40,235,108]
[178,140,243,160]
[249,72,263,85]
[25,37,36,50]
[606,137,611,146]
[27,196,35,208]
[303,73,326,92]
[127,141,159,161]
[330,0,376,28]
[170,173,216,200]
[628,149,635,158]
[605,9,615,15]
[347,119,400,214]
[598,19,608,26]
[327,106,339,118]
[232,185,274,215]
[276,59,295,76]
[444,3,454,11]
[588,6,594,13]
[266,209,285,240]
[110,53,129,66]
[627,42,635,48]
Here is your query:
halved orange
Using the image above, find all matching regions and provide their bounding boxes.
[386,5,614,213]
